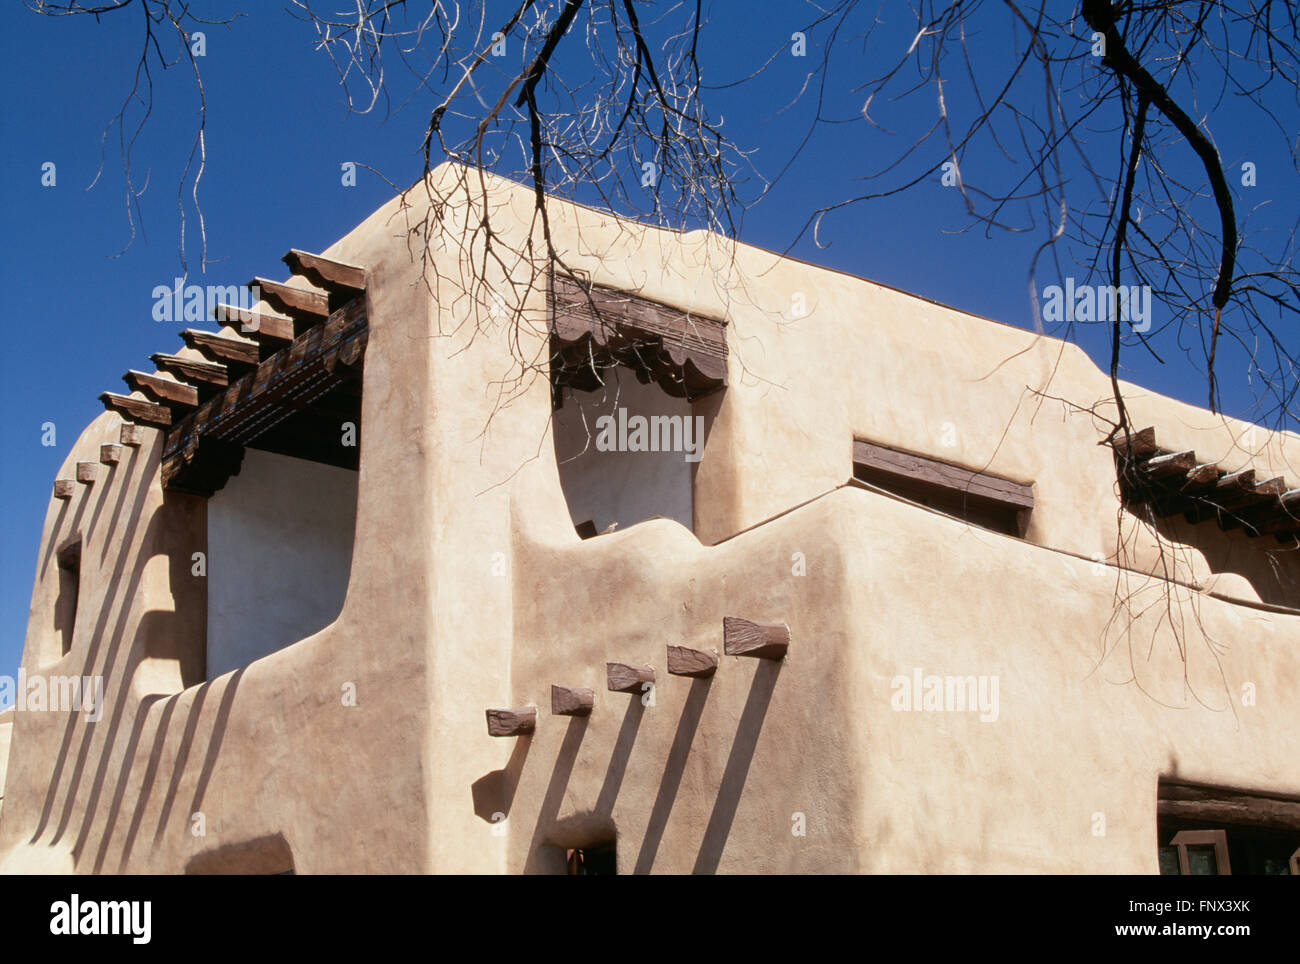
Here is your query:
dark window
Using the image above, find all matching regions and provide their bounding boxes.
[55,541,81,657]
[566,842,616,875]
[852,439,1034,537]
[1158,781,1300,875]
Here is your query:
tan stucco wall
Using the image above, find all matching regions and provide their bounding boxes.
[1,163,1296,873]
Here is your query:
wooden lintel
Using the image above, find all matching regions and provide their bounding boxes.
[76,461,97,484]
[99,444,122,465]
[252,277,331,319]
[53,479,76,500]
[852,439,1034,511]
[100,392,171,427]
[723,617,790,660]
[606,662,655,694]
[486,707,537,737]
[550,275,728,401]
[550,685,595,717]
[124,370,199,409]
[666,645,719,678]
[1159,782,1300,833]
[283,249,366,293]
[119,423,148,447]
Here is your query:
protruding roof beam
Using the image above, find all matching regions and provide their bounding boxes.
[606,662,655,694]
[53,480,76,500]
[1140,451,1196,480]
[100,392,171,427]
[120,423,148,446]
[76,461,97,484]
[1109,426,1158,459]
[283,249,366,294]
[550,686,595,717]
[667,645,718,678]
[180,329,259,374]
[212,304,296,350]
[150,353,229,394]
[485,707,536,737]
[123,370,199,410]
[252,277,330,320]
[100,444,122,465]
[723,617,790,660]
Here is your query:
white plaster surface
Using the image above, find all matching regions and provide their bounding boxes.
[206,449,357,678]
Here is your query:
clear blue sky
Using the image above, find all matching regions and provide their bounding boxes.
[1,1,1295,680]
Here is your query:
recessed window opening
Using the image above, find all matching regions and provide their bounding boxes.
[554,367,702,537]
[201,329,365,680]
[54,540,81,658]
[548,274,727,540]
[1157,781,1300,875]
[566,841,617,875]
[852,439,1033,538]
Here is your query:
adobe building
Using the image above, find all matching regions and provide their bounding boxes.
[0,163,1297,874]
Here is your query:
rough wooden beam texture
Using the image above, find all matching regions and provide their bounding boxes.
[1184,462,1222,487]
[485,707,536,737]
[76,462,97,484]
[151,353,230,392]
[212,304,296,347]
[606,662,655,694]
[99,392,171,427]
[53,480,76,500]
[283,249,366,293]
[666,645,719,678]
[1140,450,1197,480]
[252,277,331,320]
[723,617,790,660]
[123,370,199,409]
[1109,426,1158,459]
[181,329,259,371]
[119,423,147,447]
[852,439,1034,511]
[550,274,728,401]
[1158,783,1300,833]
[99,444,122,465]
[162,298,369,494]
[550,685,595,717]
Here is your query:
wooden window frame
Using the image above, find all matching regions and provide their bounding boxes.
[851,439,1034,537]
[1167,829,1232,876]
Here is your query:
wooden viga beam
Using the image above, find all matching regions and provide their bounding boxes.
[123,370,199,412]
[150,353,230,394]
[1235,489,1300,538]
[251,277,332,320]
[1186,471,1286,527]
[486,707,536,737]
[181,329,259,374]
[100,392,171,427]
[1108,426,1158,460]
[667,645,718,678]
[212,304,296,352]
[551,685,595,717]
[607,662,655,694]
[282,249,366,295]
[723,617,790,660]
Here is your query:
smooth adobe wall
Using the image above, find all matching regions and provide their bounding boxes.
[393,164,1298,873]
